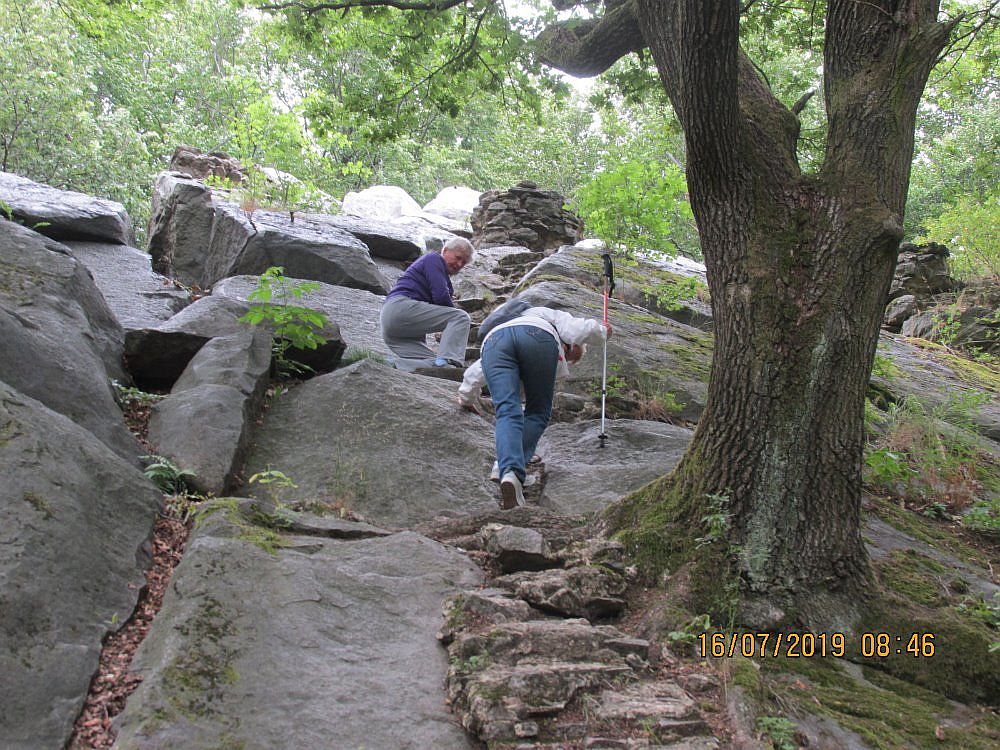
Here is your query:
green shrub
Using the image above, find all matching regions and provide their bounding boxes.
[239,266,329,376]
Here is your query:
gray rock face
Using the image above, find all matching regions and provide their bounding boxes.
[537,420,693,514]
[244,359,499,526]
[65,241,191,333]
[518,281,713,421]
[521,243,713,330]
[452,244,538,301]
[148,329,273,495]
[873,333,1000,441]
[0,382,161,750]
[0,171,134,245]
[308,212,423,262]
[213,274,389,361]
[147,172,389,293]
[171,328,273,398]
[0,221,138,460]
[113,513,482,750]
[220,206,389,294]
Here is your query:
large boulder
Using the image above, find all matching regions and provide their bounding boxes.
[423,186,482,222]
[307,212,423,262]
[0,221,138,460]
[124,295,252,390]
[0,171,134,245]
[147,328,273,495]
[342,184,423,221]
[168,145,246,184]
[391,213,468,247]
[0,382,161,750]
[244,359,499,526]
[537,420,693,515]
[520,243,713,330]
[113,511,482,750]
[213,274,388,360]
[147,173,389,293]
[64,241,191,334]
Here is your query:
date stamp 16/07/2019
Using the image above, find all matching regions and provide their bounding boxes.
[697,631,937,659]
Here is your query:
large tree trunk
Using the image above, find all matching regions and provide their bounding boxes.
[605,0,955,627]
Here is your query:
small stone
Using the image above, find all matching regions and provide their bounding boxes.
[514,720,539,738]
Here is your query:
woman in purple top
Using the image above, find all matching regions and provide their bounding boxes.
[379,238,474,371]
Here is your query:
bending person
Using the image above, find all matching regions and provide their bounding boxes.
[458,305,610,509]
[380,238,474,371]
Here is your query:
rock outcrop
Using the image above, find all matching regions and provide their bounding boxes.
[0,221,138,460]
[0,171,134,245]
[471,181,583,252]
[147,172,389,293]
[0,384,161,749]
[168,145,246,184]
[3,173,998,750]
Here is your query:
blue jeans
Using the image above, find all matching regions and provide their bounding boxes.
[481,326,559,483]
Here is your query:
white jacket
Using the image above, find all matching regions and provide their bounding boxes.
[458,306,606,405]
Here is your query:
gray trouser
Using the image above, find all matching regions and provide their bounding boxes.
[379,296,471,371]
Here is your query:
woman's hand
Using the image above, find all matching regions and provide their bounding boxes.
[458,396,482,415]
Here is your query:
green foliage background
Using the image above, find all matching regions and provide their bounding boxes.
[0,0,995,277]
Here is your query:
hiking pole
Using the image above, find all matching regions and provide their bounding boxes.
[598,251,615,448]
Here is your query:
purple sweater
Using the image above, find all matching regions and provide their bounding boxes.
[386,252,454,306]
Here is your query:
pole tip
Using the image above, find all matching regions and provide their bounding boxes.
[598,433,607,448]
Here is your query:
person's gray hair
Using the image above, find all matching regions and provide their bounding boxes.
[442,237,474,259]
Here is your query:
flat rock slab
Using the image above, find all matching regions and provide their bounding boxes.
[873,334,1000,441]
[536,420,693,514]
[65,241,190,332]
[114,514,482,750]
[0,171,134,245]
[864,517,998,599]
[0,382,161,750]
[308,212,423,262]
[521,244,712,329]
[213,274,389,360]
[244,359,499,526]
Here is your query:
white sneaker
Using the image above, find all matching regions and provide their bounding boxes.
[492,461,535,487]
[499,472,524,510]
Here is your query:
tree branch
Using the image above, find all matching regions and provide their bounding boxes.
[534,0,644,78]
[791,88,816,115]
[259,0,467,13]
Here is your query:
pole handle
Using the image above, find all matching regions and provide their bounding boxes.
[601,251,616,296]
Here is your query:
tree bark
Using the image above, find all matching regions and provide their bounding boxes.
[597,0,955,627]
